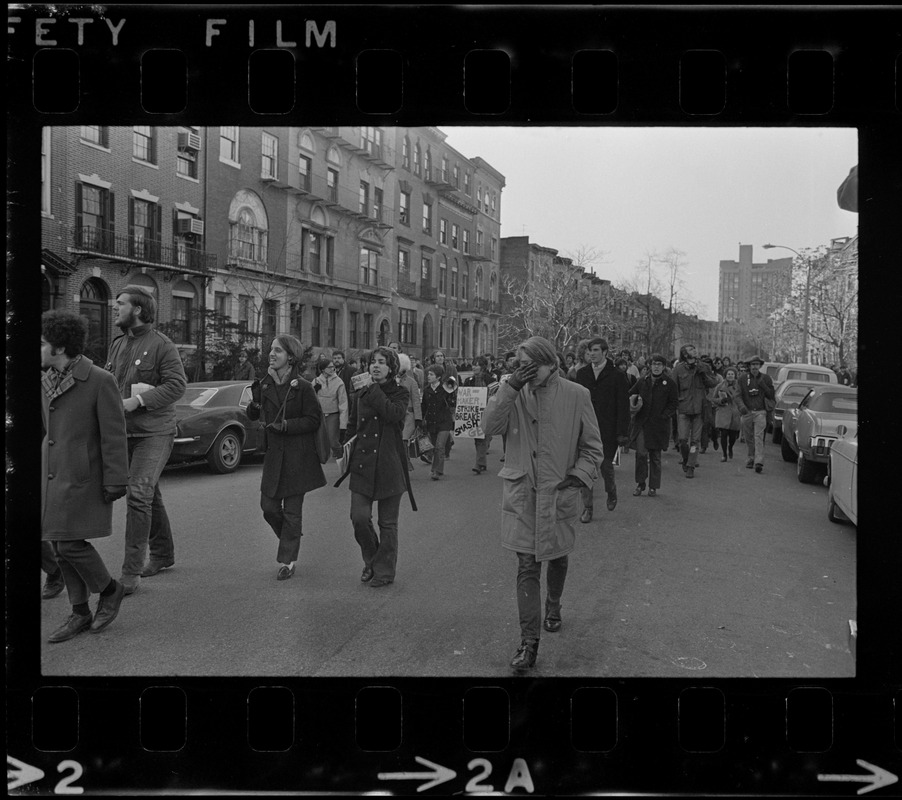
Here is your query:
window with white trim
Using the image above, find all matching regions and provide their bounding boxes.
[261,133,278,179]
[220,126,239,163]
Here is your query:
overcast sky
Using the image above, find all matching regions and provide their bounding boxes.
[442,126,858,320]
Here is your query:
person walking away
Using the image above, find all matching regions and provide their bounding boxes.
[42,310,129,642]
[397,353,422,471]
[232,349,256,381]
[464,356,499,474]
[421,364,457,480]
[314,355,349,459]
[105,285,186,595]
[670,344,719,479]
[574,338,630,520]
[247,335,326,580]
[483,336,603,670]
[712,366,742,461]
[335,347,416,588]
[736,355,775,473]
[627,354,678,497]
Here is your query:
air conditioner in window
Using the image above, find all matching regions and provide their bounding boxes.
[176,218,204,236]
[177,131,202,152]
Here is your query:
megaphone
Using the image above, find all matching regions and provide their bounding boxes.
[443,375,457,392]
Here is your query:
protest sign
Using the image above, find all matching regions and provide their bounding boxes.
[453,386,488,439]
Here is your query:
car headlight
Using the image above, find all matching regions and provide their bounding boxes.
[810,435,836,456]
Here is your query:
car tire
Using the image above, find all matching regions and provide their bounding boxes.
[797,451,818,484]
[207,428,243,474]
[781,434,796,462]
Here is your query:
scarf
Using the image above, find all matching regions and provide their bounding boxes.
[267,365,294,385]
[42,356,81,401]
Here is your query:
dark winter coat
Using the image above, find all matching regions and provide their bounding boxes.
[736,371,775,415]
[105,324,187,437]
[671,359,720,415]
[247,369,326,499]
[711,379,742,430]
[574,359,630,443]
[627,372,679,450]
[337,379,417,509]
[421,382,457,432]
[42,357,129,541]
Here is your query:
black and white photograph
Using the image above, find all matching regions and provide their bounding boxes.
[37,123,859,678]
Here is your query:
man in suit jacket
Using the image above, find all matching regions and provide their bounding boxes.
[574,338,630,521]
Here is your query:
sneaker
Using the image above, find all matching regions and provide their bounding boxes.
[90,581,126,633]
[48,612,92,643]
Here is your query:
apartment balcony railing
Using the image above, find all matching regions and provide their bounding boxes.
[397,274,418,297]
[67,224,215,276]
[312,126,395,169]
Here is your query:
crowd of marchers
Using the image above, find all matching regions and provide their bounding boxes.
[40,289,799,672]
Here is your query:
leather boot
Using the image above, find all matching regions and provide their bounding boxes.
[543,600,562,633]
[510,638,539,670]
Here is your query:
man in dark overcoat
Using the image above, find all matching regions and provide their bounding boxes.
[574,337,630,520]
[627,354,679,496]
[42,310,129,643]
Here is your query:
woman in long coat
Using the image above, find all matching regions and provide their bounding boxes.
[627,353,679,496]
[247,334,326,580]
[336,347,416,588]
[41,309,129,643]
[711,366,742,461]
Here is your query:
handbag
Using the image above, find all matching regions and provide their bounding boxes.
[337,435,357,473]
[313,416,331,464]
[416,430,434,454]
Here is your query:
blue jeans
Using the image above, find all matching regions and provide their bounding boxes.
[428,429,451,476]
[677,413,704,468]
[516,552,569,641]
[351,492,402,582]
[261,493,305,564]
[122,435,175,577]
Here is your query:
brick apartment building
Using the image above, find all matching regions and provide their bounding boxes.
[40,125,505,370]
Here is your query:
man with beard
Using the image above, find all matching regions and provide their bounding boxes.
[332,349,354,398]
[105,285,186,595]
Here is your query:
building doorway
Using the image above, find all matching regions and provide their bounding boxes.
[79,278,111,364]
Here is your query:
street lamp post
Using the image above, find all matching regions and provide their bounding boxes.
[763,243,810,363]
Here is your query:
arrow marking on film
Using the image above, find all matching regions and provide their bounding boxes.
[378,755,456,792]
[7,755,45,792]
[818,759,899,795]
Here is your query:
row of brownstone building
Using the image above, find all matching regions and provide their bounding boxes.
[40,125,505,366]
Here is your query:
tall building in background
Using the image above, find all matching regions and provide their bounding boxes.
[718,243,792,325]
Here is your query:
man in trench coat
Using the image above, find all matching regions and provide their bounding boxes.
[483,336,604,671]
[42,310,129,643]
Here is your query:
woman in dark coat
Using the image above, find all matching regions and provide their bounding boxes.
[247,334,326,580]
[421,364,457,480]
[41,310,129,643]
[336,347,416,588]
[627,353,679,497]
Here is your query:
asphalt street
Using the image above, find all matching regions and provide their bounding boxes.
[40,438,856,678]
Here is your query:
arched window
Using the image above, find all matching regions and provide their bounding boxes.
[489,272,497,303]
[451,259,459,298]
[228,191,269,264]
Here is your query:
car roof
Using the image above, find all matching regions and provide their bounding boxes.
[806,384,857,396]
[779,363,836,371]
[184,381,251,388]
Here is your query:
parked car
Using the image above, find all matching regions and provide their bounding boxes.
[781,385,857,483]
[169,381,265,473]
[772,363,838,389]
[762,361,785,382]
[827,424,858,526]
[770,379,829,442]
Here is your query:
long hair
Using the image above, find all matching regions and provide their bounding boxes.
[42,309,88,357]
[370,345,400,380]
[271,334,306,369]
[517,336,558,368]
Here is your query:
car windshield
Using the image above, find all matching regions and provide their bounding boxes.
[810,393,857,413]
[787,370,830,382]
[179,387,220,407]
[783,384,817,398]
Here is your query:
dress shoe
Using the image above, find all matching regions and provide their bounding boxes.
[120,575,140,596]
[140,558,174,577]
[90,581,125,633]
[42,571,65,600]
[681,462,688,473]
[510,639,539,670]
[277,563,295,581]
[420,454,432,464]
[606,491,618,511]
[369,578,393,588]
[543,602,562,633]
[579,507,592,524]
[431,474,440,481]
[48,612,92,643]
[686,467,695,479]
[755,464,763,473]
[360,565,374,582]
[632,484,645,497]
[648,488,657,497]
